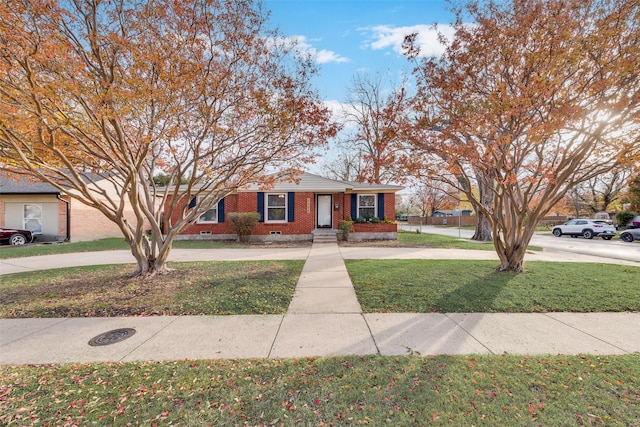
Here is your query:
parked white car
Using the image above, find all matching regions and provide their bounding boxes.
[551,219,617,240]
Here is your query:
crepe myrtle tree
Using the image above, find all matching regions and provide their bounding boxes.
[405,0,640,272]
[0,0,337,277]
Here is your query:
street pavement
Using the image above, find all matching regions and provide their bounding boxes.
[399,223,640,264]
[1,236,639,364]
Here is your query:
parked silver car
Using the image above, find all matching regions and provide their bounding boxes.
[620,228,640,243]
[551,219,616,240]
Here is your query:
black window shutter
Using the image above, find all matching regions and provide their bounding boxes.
[377,193,385,219]
[188,196,197,209]
[257,192,264,222]
[287,192,295,222]
[350,194,357,219]
[218,198,225,223]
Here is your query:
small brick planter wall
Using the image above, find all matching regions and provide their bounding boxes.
[352,223,397,233]
[349,222,398,241]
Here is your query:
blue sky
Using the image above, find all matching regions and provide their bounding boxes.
[264,0,457,103]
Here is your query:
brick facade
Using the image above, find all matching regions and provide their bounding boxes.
[2,172,401,243]
[57,196,69,238]
[171,191,398,241]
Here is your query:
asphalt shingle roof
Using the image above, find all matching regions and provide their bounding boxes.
[0,174,60,194]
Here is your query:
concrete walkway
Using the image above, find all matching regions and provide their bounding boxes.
[1,243,639,364]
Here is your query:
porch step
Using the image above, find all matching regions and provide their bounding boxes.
[313,235,337,243]
[312,229,338,244]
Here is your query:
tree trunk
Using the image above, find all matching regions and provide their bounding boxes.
[493,223,536,273]
[125,230,173,278]
[496,251,525,272]
[472,212,492,241]
[471,171,493,241]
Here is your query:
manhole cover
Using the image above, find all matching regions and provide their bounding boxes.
[88,328,136,346]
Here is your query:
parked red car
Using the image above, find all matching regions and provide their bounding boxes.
[0,228,34,245]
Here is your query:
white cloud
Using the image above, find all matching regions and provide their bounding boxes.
[291,35,350,64]
[323,100,359,133]
[362,24,457,57]
[323,99,348,117]
[315,49,349,64]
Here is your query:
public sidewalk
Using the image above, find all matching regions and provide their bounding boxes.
[1,243,639,364]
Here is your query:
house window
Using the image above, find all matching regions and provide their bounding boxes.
[266,193,287,222]
[24,204,43,234]
[357,194,376,220]
[196,197,218,223]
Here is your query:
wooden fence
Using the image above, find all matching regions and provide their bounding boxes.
[407,215,568,228]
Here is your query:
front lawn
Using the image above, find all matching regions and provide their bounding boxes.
[2,354,638,425]
[0,261,304,318]
[0,238,310,260]
[0,231,541,259]
[0,238,131,259]
[346,260,640,313]
[343,230,543,251]
[397,230,496,249]
[3,259,638,317]
[340,230,495,251]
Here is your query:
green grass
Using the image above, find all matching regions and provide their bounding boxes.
[0,238,309,260]
[4,258,637,317]
[346,260,640,313]
[0,261,304,318]
[397,230,542,251]
[2,354,638,425]
[344,230,499,250]
[398,230,496,249]
[1,231,540,259]
[0,238,131,259]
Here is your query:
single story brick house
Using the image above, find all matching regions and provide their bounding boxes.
[169,172,403,241]
[0,173,146,242]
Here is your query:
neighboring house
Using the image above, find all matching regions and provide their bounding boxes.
[0,174,68,242]
[0,173,144,242]
[168,172,403,241]
[433,209,473,217]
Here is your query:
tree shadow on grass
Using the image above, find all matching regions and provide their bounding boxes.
[432,267,518,313]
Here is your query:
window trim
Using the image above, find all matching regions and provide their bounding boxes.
[23,203,43,234]
[357,194,377,220]
[195,197,219,224]
[265,192,288,223]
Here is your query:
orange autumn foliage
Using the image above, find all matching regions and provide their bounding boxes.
[0,0,337,276]
[405,0,640,271]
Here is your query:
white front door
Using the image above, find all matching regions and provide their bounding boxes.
[317,195,332,228]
